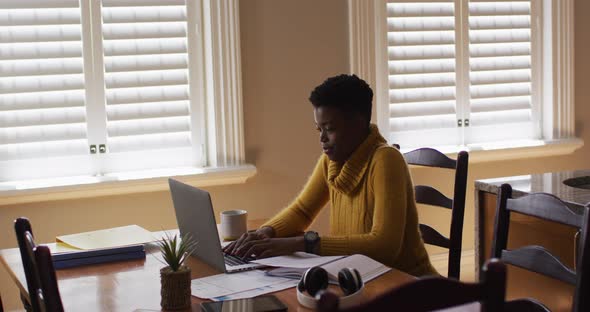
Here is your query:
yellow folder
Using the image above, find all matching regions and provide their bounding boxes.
[56,225,156,250]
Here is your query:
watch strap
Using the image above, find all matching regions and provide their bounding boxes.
[304,231,320,254]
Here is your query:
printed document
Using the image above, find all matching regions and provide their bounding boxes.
[191,270,295,299]
[322,254,391,282]
[266,254,391,284]
[251,252,344,268]
[210,279,299,301]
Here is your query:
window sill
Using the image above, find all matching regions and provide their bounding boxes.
[0,165,257,206]
[402,138,584,164]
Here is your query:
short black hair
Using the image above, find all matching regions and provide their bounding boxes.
[309,74,373,124]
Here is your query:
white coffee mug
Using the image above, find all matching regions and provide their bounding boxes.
[220,210,248,240]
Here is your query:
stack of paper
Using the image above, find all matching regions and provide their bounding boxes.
[322,254,391,283]
[265,254,391,284]
[251,252,345,280]
[50,225,155,269]
[251,252,344,268]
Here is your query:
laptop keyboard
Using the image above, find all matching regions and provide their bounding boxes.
[224,254,255,266]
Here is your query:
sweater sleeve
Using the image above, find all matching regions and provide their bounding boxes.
[261,155,330,237]
[319,148,410,265]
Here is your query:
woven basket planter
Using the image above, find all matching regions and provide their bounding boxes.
[160,265,191,310]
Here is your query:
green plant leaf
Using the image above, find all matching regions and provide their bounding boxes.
[157,231,198,272]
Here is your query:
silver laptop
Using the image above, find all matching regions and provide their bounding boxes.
[168,178,265,273]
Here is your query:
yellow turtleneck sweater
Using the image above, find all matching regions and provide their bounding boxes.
[262,125,437,277]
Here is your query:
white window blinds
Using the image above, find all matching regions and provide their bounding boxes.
[386,0,460,147]
[99,0,196,172]
[0,0,92,181]
[386,0,538,148]
[466,0,536,143]
[0,0,206,183]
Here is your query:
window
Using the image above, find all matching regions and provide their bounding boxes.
[349,0,580,154]
[0,0,247,185]
[98,0,199,173]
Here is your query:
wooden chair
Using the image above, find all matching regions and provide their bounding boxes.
[15,217,42,312]
[35,246,64,312]
[15,217,64,312]
[403,148,469,279]
[492,183,590,312]
[317,258,506,312]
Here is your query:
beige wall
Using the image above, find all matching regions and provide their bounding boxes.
[1,0,589,310]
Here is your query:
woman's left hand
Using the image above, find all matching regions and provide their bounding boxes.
[234,236,305,259]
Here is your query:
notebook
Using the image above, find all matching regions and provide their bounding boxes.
[52,244,146,269]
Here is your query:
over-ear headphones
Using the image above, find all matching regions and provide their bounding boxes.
[297,266,364,309]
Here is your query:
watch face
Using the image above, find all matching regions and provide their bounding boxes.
[305,231,319,241]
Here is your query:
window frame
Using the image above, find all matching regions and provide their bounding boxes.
[0,0,255,204]
[86,0,206,174]
[348,0,582,160]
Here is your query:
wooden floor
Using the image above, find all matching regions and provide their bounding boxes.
[430,249,476,282]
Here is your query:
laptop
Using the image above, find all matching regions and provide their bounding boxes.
[168,178,265,273]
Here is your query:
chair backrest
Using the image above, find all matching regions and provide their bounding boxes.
[15,217,43,312]
[317,258,506,312]
[492,183,590,312]
[35,246,64,312]
[403,148,469,279]
[14,217,64,312]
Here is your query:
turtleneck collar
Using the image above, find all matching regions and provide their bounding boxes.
[327,124,388,194]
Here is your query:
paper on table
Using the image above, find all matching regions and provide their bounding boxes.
[265,254,391,284]
[251,252,345,268]
[44,242,81,254]
[151,229,180,241]
[435,303,480,312]
[56,225,156,250]
[191,270,295,299]
[322,254,391,283]
[265,266,307,280]
[211,279,299,301]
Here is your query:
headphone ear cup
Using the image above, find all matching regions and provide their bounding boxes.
[304,266,329,297]
[297,275,305,292]
[338,268,363,296]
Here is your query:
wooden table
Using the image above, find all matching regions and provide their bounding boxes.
[1,222,478,311]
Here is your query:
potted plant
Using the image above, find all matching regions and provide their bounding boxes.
[157,232,197,310]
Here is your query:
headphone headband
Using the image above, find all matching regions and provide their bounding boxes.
[296,267,364,309]
[296,281,365,309]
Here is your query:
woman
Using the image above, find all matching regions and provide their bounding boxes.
[224,74,437,276]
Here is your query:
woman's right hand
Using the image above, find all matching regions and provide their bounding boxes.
[222,226,275,256]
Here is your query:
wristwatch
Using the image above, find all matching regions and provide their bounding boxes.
[304,231,320,254]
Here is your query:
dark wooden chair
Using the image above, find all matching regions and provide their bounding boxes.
[317,258,506,312]
[35,246,64,312]
[15,217,64,312]
[15,217,42,312]
[492,183,590,312]
[403,148,469,279]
